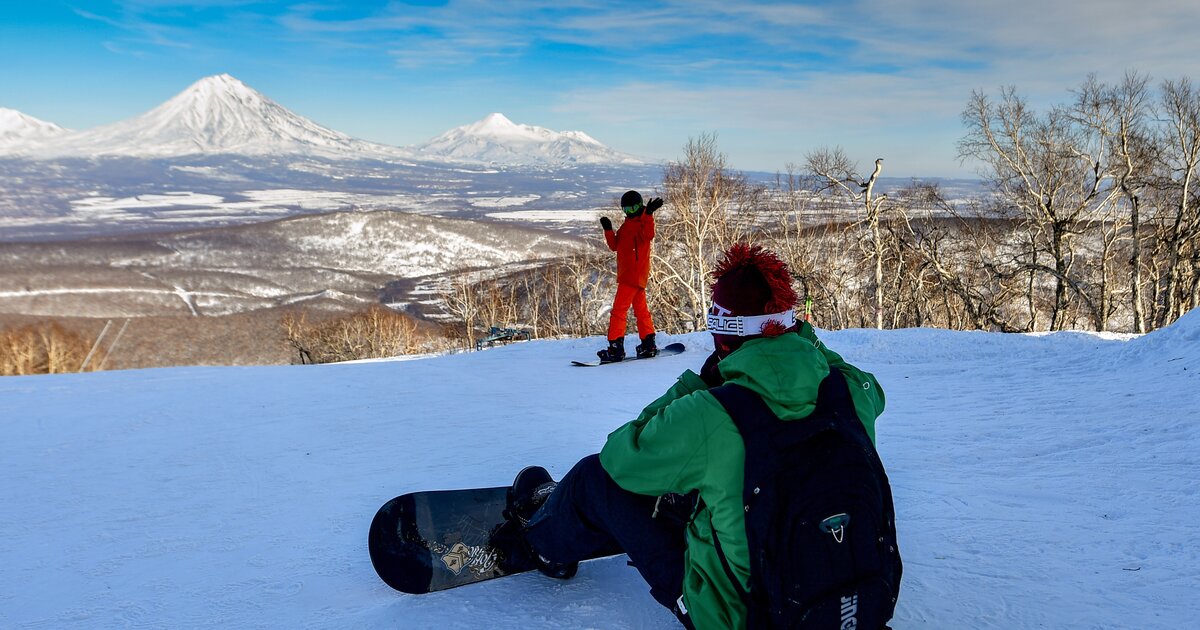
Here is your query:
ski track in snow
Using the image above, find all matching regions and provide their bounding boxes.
[1,316,1198,628]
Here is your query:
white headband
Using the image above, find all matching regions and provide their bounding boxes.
[706,305,796,336]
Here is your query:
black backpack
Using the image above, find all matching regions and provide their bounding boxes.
[708,367,902,629]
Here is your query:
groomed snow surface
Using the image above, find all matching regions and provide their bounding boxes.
[2,313,1198,628]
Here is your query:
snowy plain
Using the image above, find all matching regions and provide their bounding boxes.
[1,312,1198,629]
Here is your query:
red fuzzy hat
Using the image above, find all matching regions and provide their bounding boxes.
[708,243,799,353]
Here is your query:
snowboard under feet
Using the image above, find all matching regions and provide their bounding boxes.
[571,342,686,367]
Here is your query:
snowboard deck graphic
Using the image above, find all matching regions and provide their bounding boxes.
[369,484,616,594]
[369,486,526,594]
[571,342,686,367]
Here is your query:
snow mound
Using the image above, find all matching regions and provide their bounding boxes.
[1119,307,1200,369]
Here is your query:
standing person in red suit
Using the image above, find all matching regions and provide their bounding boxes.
[597,190,664,363]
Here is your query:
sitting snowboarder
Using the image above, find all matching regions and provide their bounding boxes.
[497,244,902,629]
[597,190,664,363]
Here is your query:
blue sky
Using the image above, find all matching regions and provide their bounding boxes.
[3,1,1199,176]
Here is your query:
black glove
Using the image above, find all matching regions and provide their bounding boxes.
[652,490,699,526]
[645,197,664,214]
[600,216,613,231]
[699,351,724,388]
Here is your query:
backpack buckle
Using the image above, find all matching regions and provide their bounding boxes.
[819,513,850,543]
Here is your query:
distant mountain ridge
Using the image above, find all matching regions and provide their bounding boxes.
[10,74,408,160]
[0,75,641,165]
[415,112,644,166]
[0,107,70,150]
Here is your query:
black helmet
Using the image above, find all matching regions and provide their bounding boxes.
[620,191,644,216]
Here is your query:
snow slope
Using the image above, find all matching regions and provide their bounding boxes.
[416,113,645,166]
[1,314,1198,628]
[21,74,408,160]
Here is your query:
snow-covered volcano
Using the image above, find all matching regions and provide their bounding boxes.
[25,74,409,160]
[2,78,644,166]
[416,113,645,166]
[0,108,70,152]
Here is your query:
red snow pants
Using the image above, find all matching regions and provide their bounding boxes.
[607,283,655,341]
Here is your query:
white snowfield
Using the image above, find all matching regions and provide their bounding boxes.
[1,313,1197,629]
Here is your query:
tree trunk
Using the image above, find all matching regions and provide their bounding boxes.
[1130,195,1147,333]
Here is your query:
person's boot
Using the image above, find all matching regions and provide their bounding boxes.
[597,337,625,363]
[497,466,579,579]
[635,333,658,358]
[505,465,556,527]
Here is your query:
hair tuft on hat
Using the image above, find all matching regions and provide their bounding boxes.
[710,243,799,316]
[707,244,799,353]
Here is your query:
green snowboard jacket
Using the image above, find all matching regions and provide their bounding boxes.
[598,323,885,629]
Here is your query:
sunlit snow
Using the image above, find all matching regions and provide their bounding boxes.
[2,314,1197,628]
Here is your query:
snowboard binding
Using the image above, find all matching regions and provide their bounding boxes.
[597,337,626,363]
[498,466,578,580]
[635,333,658,359]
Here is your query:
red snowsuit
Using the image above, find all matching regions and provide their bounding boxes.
[603,213,656,340]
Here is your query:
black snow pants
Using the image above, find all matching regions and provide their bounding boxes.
[524,453,694,628]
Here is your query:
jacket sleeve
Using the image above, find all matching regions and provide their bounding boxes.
[604,227,618,251]
[599,370,727,496]
[644,214,656,242]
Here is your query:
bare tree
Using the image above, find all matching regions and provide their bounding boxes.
[442,270,483,349]
[556,251,603,337]
[960,87,1118,331]
[804,148,888,329]
[654,134,761,331]
[1109,74,1156,332]
[1150,78,1200,328]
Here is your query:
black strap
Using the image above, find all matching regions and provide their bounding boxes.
[709,521,752,607]
[705,385,773,611]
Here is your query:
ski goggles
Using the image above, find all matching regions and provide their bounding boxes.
[706,303,797,336]
[622,202,643,216]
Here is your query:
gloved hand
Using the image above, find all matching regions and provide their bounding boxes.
[699,350,724,388]
[652,490,699,526]
[600,216,613,231]
[645,197,664,214]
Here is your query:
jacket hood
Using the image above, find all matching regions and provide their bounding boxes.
[715,332,830,420]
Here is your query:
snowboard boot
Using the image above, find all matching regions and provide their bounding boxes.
[500,466,579,580]
[505,465,557,527]
[635,333,658,359]
[597,337,626,363]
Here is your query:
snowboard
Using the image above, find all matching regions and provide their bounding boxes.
[369,486,530,593]
[571,342,686,367]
